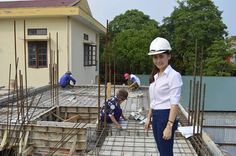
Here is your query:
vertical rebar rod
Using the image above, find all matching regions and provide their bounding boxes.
[98,75,101,125]
[19,70,25,152]
[49,33,53,106]
[191,39,198,125]
[113,52,116,95]
[109,57,111,83]
[19,70,24,121]
[56,32,60,84]
[7,64,11,138]
[49,32,52,84]
[193,81,199,135]
[200,84,206,136]
[52,66,55,106]
[188,80,192,125]
[197,46,204,134]
[104,20,109,127]
[14,20,20,121]
[56,32,60,118]
[23,20,28,122]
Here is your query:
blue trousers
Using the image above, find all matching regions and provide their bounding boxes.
[152,109,178,156]
[101,108,122,123]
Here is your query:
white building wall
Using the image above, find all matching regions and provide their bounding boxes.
[70,18,99,85]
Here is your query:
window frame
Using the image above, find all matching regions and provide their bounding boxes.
[28,28,47,35]
[84,43,97,66]
[28,41,48,68]
[84,34,89,41]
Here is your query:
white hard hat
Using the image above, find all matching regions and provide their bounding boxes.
[148,37,172,55]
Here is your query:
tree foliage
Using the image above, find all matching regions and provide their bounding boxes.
[100,9,159,76]
[204,39,236,76]
[160,0,231,75]
[99,0,235,79]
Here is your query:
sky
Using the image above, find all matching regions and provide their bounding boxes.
[87,0,236,36]
[0,0,235,36]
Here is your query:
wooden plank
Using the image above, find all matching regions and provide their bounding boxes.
[64,115,80,122]
[30,106,56,121]
[36,121,87,128]
[22,146,34,156]
[68,135,77,156]
[52,112,64,121]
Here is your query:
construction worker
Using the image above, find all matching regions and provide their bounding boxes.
[144,37,183,156]
[59,71,76,88]
[100,89,128,129]
[123,73,141,90]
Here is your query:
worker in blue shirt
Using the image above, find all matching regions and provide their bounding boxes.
[59,71,76,88]
[100,89,128,129]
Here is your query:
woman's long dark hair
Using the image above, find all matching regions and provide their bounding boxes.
[149,66,159,84]
[149,51,170,84]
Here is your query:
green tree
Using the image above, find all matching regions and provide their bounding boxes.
[160,0,229,75]
[204,39,236,76]
[100,9,159,77]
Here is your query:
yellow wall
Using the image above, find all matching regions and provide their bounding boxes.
[0,17,69,88]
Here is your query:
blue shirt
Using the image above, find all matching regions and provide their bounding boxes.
[100,96,122,122]
[59,73,76,87]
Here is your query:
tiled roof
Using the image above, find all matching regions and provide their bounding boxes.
[0,0,79,8]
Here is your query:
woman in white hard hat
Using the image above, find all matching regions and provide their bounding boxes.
[144,37,183,156]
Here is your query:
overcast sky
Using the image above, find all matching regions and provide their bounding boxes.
[87,0,236,36]
[0,0,235,36]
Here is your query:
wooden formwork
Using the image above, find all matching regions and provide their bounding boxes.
[37,106,99,123]
[0,122,97,155]
[0,106,99,155]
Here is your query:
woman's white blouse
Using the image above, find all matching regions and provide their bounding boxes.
[149,65,183,110]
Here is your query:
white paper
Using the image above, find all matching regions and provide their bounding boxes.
[178,126,200,138]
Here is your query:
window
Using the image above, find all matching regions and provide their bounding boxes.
[84,43,97,66]
[28,41,47,68]
[84,34,89,40]
[28,28,47,35]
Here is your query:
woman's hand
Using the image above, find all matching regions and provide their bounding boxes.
[163,126,172,140]
[144,118,151,132]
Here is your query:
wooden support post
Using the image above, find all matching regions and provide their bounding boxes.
[0,130,7,151]
[19,131,23,153]
[106,82,111,99]
[23,131,29,150]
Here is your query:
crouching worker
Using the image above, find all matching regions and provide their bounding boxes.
[124,73,141,91]
[59,71,76,88]
[100,89,128,129]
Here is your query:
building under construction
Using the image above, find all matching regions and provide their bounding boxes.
[0,0,231,155]
[0,83,226,155]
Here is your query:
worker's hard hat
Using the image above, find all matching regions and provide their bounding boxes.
[124,73,129,80]
[148,37,172,55]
